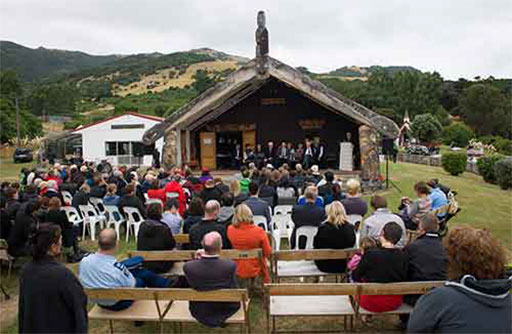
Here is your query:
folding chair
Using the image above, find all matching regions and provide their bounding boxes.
[79,205,105,241]
[104,205,126,241]
[294,226,318,250]
[61,190,73,206]
[124,207,144,242]
[61,206,83,226]
[254,215,268,232]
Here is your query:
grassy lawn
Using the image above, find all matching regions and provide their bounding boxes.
[0,161,511,333]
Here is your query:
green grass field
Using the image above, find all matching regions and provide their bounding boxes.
[0,161,511,333]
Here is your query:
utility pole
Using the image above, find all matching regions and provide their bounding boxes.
[15,96,21,146]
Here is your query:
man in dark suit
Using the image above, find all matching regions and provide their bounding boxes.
[263,141,276,166]
[276,141,289,167]
[183,232,240,328]
[189,200,230,250]
[243,182,272,227]
[290,187,326,249]
[302,139,316,169]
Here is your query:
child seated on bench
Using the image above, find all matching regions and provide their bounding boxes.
[352,222,407,313]
[347,237,376,282]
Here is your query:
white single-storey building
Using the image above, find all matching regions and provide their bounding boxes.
[71,112,164,166]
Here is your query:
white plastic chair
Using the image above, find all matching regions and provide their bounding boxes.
[89,197,108,221]
[274,205,293,216]
[78,205,104,241]
[104,205,126,241]
[61,206,83,226]
[253,215,268,232]
[347,214,363,231]
[294,226,318,250]
[61,191,73,206]
[124,207,144,242]
[146,198,163,206]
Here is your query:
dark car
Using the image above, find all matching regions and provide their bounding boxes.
[13,148,33,163]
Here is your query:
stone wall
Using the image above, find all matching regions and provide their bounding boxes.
[397,153,479,174]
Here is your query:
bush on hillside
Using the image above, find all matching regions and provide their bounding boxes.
[443,123,475,147]
[476,155,503,184]
[494,158,512,190]
[478,135,512,155]
[442,152,467,176]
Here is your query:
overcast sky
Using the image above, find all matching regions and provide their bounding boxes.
[1,0,511,80]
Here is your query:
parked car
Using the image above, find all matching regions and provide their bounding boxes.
[13,148,33,163]
[405,145,430,156]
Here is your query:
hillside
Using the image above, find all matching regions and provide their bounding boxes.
[0,41,120,81]
[317,65,420,81]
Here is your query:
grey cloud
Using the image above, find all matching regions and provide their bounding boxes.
[0,0,511,79]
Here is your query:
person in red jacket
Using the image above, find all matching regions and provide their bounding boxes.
[164,177,186,216]
[146,180,166,204]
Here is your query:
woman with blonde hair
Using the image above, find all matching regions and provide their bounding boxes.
[227,204,272,283]
[341,178,368,216]
[313,201,356,273]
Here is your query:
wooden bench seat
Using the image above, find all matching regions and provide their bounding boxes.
[358,303,413,315]
[85,288,251,333]
[276,260,329,278]
[270,295,354,316]
[88,300,168,321]
[164,300,250,324]
[164,261,185,277]
[272,249,358,282]
[265,281,445,333]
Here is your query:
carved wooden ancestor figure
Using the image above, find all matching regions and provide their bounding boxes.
[255,10,269,74]
[359,125,380,180]
[163,129,178,169]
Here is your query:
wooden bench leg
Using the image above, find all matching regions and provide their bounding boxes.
[109,320,114,334]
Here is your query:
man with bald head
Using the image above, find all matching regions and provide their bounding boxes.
[79,228,172,311]
[183,231,240,327]
[189,200,230,250]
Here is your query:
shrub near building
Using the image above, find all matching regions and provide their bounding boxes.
[442,152,467,176]
[442,122,475,147]
[494,158,512,190]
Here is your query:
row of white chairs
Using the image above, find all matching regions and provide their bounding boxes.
[60,193,145,242]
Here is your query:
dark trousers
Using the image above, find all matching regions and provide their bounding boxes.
[99,259,170,311]
[303,155,313,169]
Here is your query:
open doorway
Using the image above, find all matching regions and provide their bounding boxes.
[216,131,242,169]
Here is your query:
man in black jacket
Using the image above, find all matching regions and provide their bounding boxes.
[199,180,222,204]
[119,184,146,218]
[189,200,230,250]
[183,231,240,327]
[8,199,40,257]
[290,188,326,249]
[405,213,447,302]
[19,224,88,333]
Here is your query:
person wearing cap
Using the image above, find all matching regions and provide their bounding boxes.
[309,165,322,184]
[199,179,222,204]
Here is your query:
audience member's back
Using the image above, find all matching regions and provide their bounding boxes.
[406,213,447,282]
[341,179,368,216]
[183,232,240,327]
[137,203,176,273]
[408,225,511,333]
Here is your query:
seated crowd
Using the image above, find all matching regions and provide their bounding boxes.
[1,161,509,333]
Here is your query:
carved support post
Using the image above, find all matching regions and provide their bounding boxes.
[176,128,182,167]
[359,125,379,181]
[185,129,191,164]
[163,129,178,169]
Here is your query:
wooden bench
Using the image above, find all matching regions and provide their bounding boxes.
[264,281,445,333]
[128,249,263,278]
[86,287,250,333]
[173,234,190,246]
[271,249,358,283]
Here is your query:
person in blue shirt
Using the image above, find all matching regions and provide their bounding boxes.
[103,184,121,206]
[79,228,173,311]
[428,182,448,218]
[297,185,324,207]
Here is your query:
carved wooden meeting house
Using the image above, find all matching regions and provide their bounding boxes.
[143,11,398,181]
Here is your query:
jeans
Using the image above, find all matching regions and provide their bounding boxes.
[99,259,171,311]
